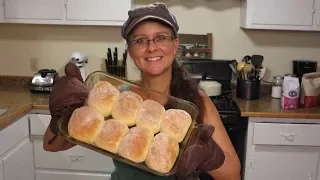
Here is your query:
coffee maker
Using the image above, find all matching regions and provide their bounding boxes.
[293,60,318,82]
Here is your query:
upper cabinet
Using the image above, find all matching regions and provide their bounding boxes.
[4,0,64,20]
[66,0,130,22]
[240,0,320,31]
[317,0,320,27]
[0,0,132,26]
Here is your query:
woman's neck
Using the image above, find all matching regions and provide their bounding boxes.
[140,67,172,95]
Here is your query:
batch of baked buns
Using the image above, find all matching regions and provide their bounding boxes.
[67,81,193,174]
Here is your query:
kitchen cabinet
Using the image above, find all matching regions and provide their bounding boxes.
[4,0,64,20]
[0,161,3,180]
[66,0,131,22]
[243,117,320,180]
[29,113,115,179]
[240,0,320,31]
[0,0,132,26]
[2,138,35,180]
[317,0,320,27]
[0,114,34,180]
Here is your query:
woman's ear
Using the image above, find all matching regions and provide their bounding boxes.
[173,38,180,55]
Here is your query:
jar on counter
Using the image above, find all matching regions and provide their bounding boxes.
[271,76,284,99]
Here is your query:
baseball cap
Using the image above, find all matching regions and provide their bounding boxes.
[121,2,179,41]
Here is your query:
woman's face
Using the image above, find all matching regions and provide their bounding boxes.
[127,21,179,76]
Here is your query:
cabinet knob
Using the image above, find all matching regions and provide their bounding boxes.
[279,132,297,141]
[69,155,84,163]
[308,173,312,180]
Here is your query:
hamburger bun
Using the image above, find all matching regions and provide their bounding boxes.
[136,99,165,134]
[145,133,179,173]
[160,109,192,143]
[95,119,129,154]
[111,91,143,126]
[68,106,105,144]
[118,126,154,163]
[87,81,120,117]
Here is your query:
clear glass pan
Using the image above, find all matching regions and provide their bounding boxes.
[57,71,199,176]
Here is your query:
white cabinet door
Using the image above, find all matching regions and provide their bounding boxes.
[4,0,64,20]
[33,139,115,173]
[251,0,314,26]
[36,171,111,180]
[317,0,320,27]
[66,0,130,22]
[0,0,4,21]
[245,146,319,180]
[240,0,317,31]
[2,138,34,180]
[0,161,3,180]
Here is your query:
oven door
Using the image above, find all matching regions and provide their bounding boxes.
[198,117,247,180]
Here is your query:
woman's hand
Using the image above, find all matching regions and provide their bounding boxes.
[43,62,89,151]
[175,124,225,180]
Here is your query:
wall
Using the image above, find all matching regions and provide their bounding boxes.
[0,0,319,82]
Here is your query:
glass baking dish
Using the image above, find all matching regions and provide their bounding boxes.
[57,71,200,177]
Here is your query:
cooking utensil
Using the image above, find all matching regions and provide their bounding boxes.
[251,55,264,78]
[242,55,251,63]
[57,71,199,177]
[198,73,222,96]
[229,60,240,78]
[237,62,253,80]
[258,66,267,80]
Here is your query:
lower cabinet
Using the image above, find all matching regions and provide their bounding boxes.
[33,139,115,173]
[244,118,320,180]
[29,113,115,180]
[2,138,35,180]
[0,114,34,180]
[35,171,111,180]
[0,160,4,180]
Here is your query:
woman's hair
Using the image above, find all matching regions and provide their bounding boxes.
[170,60,205,124]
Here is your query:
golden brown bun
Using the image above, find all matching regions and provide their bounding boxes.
[87,81,120,117]
[136,99,165,134]
[94,119,129,154]
[68,106,105,144]
[145,133,179,173]
[118,126,154,163]
[111,91,143,126]
[160,109,192,143]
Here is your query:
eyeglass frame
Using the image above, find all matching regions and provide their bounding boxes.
[127,35,178,48]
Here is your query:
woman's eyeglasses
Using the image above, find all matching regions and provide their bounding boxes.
[128,35,177,49]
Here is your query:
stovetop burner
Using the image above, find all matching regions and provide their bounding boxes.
[210,92,240,116]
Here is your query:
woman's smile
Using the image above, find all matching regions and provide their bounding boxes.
[145,56,162,61]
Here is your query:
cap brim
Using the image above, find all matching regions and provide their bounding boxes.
[126,15,175,39]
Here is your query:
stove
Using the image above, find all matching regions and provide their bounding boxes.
[180,59,247,180]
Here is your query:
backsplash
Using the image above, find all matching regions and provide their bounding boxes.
[0,75,32,89]
[0,0,319,82]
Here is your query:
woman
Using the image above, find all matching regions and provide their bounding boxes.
[43,2,240,180]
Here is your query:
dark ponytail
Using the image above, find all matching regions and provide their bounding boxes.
[170,59,205,124]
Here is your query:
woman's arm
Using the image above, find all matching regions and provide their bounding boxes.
[43,127,75,152]
[199,90,241,180]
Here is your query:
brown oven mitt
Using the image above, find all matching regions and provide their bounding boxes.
[176,124,225,180]
[47,62,89,144]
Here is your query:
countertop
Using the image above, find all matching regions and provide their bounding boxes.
[234,92,320,119]
[0,87,49,129]
[0,81,320,129]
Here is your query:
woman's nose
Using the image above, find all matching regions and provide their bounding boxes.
[146,40,158,52]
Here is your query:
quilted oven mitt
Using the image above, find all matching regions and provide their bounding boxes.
[47,62,89,144]
[176,124,226,180]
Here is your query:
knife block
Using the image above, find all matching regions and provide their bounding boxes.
[105,63,126,79]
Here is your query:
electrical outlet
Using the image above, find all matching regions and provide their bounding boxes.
[30,58,38,72]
